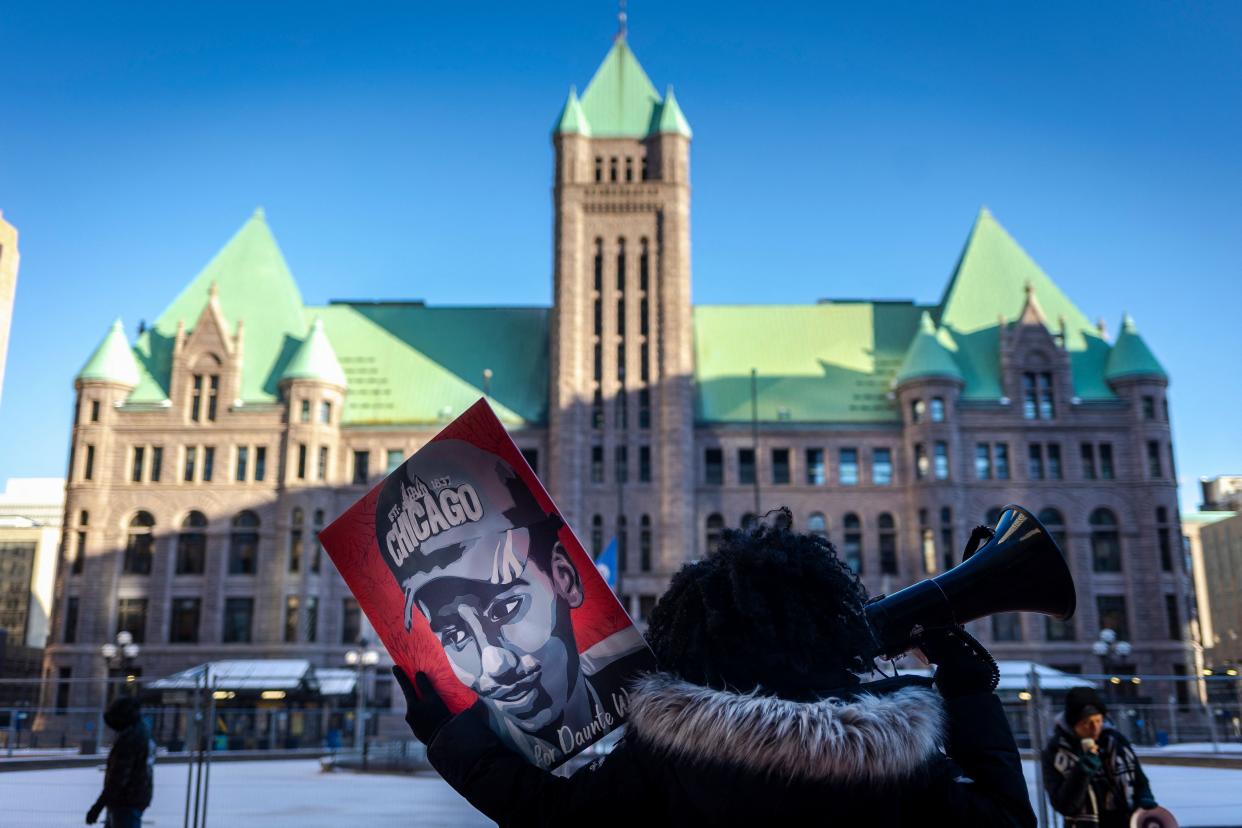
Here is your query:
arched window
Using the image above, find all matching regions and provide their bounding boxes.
[705,513,724,555]
[740,513,757,530]
[843,513,863,574]
[1037,508,1067,554]
[123,511,155,575]
[640,515,652,572]
[878,513,898,575]
[1090,508,1121,572]
[176,511,207,575]
[617,515,628,572]
[591,514,604,558]
[312,509,324,573]
[807,512,827,538]
[289,507,305,573]
[228,510,260,575]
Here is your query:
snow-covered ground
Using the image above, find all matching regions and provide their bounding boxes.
[1,758,1239,826]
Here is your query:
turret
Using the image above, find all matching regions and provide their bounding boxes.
[280,318,347,486]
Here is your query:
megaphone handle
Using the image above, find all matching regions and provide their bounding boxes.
[962,525,995,561]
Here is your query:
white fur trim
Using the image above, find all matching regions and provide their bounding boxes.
[628,673,945,784]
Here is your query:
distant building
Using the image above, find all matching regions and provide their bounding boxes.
[1188,509,1242,666]
[0,210,19,408]
[1201,475,1242,511]
[0,478,64,680]
[44,34,1191,712]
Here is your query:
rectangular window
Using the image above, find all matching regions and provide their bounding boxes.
[590,445,604,484]
[56,667,72,714]
[255,446,267,482]
[319,400,332,424]
[771,448,790,485]
[306,596,319,643]
[1147,440,1163,478]
[353,450,370,485]
[289,528,303,573]
[236,446,249,482]
[229,529,258,575]
[223,597,254,643]
[933,442,949,480]
[738,448,756,486]
[1165,594,1181,641]
[191,374,203,421]
[284,596,300,643]
[123,528,154,575]
[1028,444,1044,480]
[1158,527,1173,572]
[975,443,991,480]
[1081,443,1097,480]
[1022,373,1038,420]
[341,598,361,644]
[90,399,100,422]
[805,449,825,485]
[704,448,723,485]
[1045,616,1076,642]
[150,446,163,482]
[184,446,197,482]
[520,448,539,475]
[64,596,79,644]
[169,598,201,644]
[386,449,404,472]
[638,386,651,429]
[297,443,307,480]
[116,598,148,643]
[300,398,310,423]
[317,446,328,481]
[639,445,651,483]
[839,448,859,486]
[914,444,928,481]
[991,613,1023,642]
[879,532,898,575]
[1142,396,1156,420]
[176,524,206,575]
[1047,444,1062,480]
[207,375,219,421]
[1096,595,1130,641]
[1038,372,1054,419]
[83,444,95,481]
[994,443,1010,480]
[1099,443,1115,479]
[202,446,215,482]
[131,446,145,483]
[930,397,946,422]
[615,445,628,483]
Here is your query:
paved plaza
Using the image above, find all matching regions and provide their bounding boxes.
[1,758,1240,826]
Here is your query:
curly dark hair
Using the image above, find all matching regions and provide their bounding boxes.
[645,517,874,700]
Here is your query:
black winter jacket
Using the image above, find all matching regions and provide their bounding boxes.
[99,703,155,811]
[427,673,1036,827]
[1041,716,1153,828]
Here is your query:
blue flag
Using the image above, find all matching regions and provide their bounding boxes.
[595,537,618,590]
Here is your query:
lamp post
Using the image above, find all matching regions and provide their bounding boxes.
[1092,627,1132,704]
[101,630,142,699]
[344,640,380,755]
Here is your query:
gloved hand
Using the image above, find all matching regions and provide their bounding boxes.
[1078,751,1102,777]
[85,799,104,825]
[916,625,1000,699]
[393,666,452,746]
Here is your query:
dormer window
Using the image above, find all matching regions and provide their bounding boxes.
[190,373,219,422]
[1022,372,1054,420]
[594,156,603,182]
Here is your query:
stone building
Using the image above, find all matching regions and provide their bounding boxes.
[43,35,1192,708]
[0,478,64,686]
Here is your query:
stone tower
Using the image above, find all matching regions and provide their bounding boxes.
[547,32,695,606]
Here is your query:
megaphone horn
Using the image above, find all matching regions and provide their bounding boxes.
[864,504,1076,658]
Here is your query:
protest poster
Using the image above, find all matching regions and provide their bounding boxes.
[320,398,655,771]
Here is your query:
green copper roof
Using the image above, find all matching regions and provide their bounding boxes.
[281,318,347,388]
[579,38,663,137]
[937,208,1113,400]
[78,319,141,386]
[655,86,692,137]
[1105,314,1167,382]
[895,312,964,386]
[554,86,591,136]
[310,303,548,427]
[694,303,927,423]
[128,209,307,405]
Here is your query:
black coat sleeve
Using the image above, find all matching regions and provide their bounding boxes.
[934,691,1037,828]
[1041,737,1091,816]
[426,709,656,828]
[100,728,145,807]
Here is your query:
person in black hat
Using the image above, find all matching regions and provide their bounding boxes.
[85,696,154,827]
[1042,686,1157,828]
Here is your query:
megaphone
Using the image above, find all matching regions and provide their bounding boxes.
[864,504,1076,658]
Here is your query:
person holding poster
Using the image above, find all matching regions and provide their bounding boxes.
[397,518,1036,827]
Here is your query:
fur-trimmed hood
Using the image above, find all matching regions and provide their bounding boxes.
[628,673,946,785]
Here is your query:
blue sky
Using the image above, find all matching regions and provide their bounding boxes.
[1,1,1239,511]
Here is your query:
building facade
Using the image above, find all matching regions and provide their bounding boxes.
[1,478,64,683]
[0,210,19,408]
[43,36,1193,708]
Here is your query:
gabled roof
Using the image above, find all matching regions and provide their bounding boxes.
[1105,314,1167,382]
[579,38,664,137]
[77,319,141,386]
[937,208,1113,400]
[554,86,591,136]
[128,209,307,404]
[281,318,347,388]
[895,312,963,386]
[656,86,692,137]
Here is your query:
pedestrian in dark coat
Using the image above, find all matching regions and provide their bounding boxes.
[396,520,1037,827]
[1042,686,1157,828]
[86,696,155,828]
